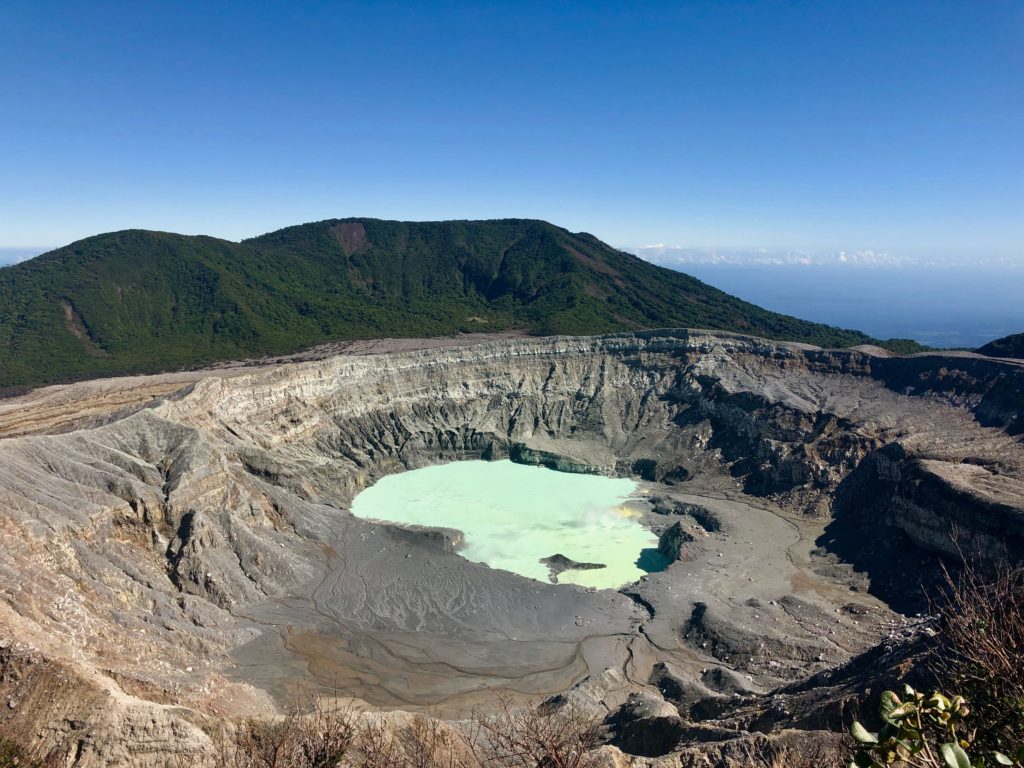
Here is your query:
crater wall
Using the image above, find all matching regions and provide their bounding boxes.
[0,330,1022,764]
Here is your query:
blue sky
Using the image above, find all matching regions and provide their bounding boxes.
[1,1,1022,264]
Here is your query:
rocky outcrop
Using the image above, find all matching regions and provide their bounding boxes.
[509,443,606,474]
[0,639,220,767]
[540,553,607,583]
[656,521,707,562]
[607,693,688,757]
[657,523,691,562]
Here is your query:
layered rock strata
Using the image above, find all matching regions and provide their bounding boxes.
[0,330,1020,765]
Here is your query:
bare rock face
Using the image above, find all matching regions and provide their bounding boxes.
[607,692,688,757]
[0,634,221,767]
[0,329,1020,764]
[656,522,701,562]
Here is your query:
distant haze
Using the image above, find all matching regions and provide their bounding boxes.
[630,245,1023,271]
[0,248,49,266]
[631,246,1024,349]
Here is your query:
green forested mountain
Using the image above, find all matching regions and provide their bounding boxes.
[0,218,919,389]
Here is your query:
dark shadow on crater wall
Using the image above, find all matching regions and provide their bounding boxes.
[817,445,944,615]
[636,548,670,574]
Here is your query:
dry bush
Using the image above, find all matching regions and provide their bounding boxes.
[221,697,357,768]
[349,698,602,768]
[394,715,478,768]
[739,735,847,768]
[217,690,605,768]
[349,717,401,768]
[466,694,603,768]
[295,703,359,768]
[224,705,481,768]
[930,552,1024,753]
[350,714,479,768]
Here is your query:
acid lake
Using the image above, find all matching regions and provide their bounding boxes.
[349,460,665,589]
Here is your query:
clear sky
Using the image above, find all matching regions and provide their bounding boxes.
[1,1,1021,263]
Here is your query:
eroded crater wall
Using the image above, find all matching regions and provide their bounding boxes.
[0,330,1022,764]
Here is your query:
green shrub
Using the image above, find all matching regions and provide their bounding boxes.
[849,685,1023,768]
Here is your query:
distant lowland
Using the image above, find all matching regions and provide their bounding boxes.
[641,261,1024,351]
[0,218,932,390]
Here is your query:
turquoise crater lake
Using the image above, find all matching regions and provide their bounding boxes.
[350,460,663,589]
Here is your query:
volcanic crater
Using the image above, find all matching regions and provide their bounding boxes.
[1,330,1022,765]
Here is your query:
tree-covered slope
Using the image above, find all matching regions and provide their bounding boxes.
[0,218,918,389]
[977,333,1024,359]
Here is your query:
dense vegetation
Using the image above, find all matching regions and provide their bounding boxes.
[977,333,1024,360]
[0,218,922,390]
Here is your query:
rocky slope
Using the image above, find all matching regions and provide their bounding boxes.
[0,330,1021,765]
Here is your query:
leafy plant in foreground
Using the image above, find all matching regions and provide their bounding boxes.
[849,685,1024,768]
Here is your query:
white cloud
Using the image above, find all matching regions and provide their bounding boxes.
[625,245,1021,269]
[0,247,51,266]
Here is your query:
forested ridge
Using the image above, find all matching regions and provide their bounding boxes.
[0,218,922,389]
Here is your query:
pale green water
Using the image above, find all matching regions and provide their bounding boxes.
[349,460,663,589]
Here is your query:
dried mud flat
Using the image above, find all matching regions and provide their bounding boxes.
[0,329,1022,765]
[229,482,891,718]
